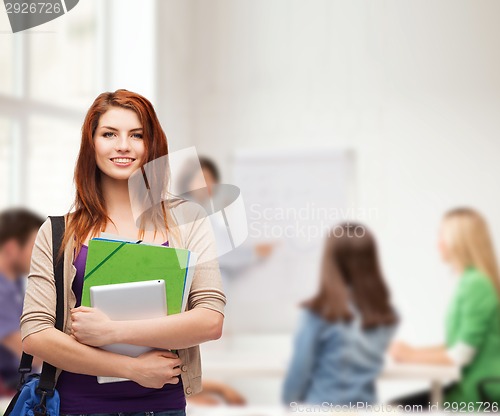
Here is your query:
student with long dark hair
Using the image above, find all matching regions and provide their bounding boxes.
[282,223,397,405]
[20,90,226,416]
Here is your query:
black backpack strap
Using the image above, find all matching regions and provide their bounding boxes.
[17,351,34,382]
[48,215,65,333]
[37,216,65,395]
[17,216,65,396]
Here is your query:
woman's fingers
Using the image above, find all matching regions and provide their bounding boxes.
[157,350,180,359]
[70,306,93,313]
[166,376,180,385]
[170,358,183,368]
[132,350,185,388]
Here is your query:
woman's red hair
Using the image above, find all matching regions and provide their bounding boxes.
[61,89,169,257]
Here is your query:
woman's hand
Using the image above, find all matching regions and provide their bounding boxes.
[389,342,454,365]
[128,350,183,389]
[389,340,415,362]
[71,306,114,347]
[218,384,246,405]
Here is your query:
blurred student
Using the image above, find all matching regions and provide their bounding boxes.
[0,208,44,390]
[201,157,273,268]
[282,223,397,405]
[390,207,500,406]
[184,156,274,283]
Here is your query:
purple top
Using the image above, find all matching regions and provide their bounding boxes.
[57,241,186,414]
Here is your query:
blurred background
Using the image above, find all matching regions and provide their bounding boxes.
[2,0,500,412]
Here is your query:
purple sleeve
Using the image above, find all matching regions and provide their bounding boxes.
[0,283,22,341]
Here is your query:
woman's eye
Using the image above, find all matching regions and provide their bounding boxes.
[103,132,115,138]
[132,133,143,139]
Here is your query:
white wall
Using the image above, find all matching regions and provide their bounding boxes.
[156,0,195,151]
[108,0,157,101]
[158,0,500,344]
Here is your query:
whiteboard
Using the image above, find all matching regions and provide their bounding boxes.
[224,148,356,333]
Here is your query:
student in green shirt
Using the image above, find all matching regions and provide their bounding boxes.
[390,207,500,407]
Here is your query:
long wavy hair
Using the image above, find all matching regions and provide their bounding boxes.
[302,223,397,329]
[442,207,500,298]
[61,89,173,258]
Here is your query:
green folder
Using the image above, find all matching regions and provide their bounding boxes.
[81,239,191,316]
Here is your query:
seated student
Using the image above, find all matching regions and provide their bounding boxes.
[390,207,500,406]
[0,208,44,390]
[282,223,397,405]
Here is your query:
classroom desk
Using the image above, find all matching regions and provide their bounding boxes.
[381,359,460,405]
[188,405,289,416]
[188,404,395,415]
[201,335,460,407]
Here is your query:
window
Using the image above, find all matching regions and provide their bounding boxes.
[0,12,15,95]
[27,116,81,215]
[0,118,12,209]
[29,1,99,109]
[0,0,103,214]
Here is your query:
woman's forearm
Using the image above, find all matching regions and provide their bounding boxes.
[23,328,135,378]
[405,346,454,365]
[110,308,223,350]
[416,345,447,354]
[24,327,185,389]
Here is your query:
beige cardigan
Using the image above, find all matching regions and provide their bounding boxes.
[20,200,226,397]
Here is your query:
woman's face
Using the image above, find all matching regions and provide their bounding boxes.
[438,223,451,264]
[185,168,213,204]
[94,107,145,181]
[202,167,217,197]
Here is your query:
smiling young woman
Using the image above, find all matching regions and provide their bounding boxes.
[20,90,226,416]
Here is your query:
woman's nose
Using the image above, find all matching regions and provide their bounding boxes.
[115,134,131,151]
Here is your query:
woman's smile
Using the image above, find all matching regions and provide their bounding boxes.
[110,157,136,167]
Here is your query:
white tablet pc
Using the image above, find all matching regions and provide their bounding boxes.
[90,280,167,383]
